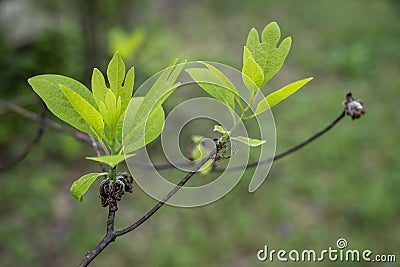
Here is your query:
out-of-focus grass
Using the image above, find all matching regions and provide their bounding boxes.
[1,0,399,266]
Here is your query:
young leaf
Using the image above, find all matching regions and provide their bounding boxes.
[186,68,235,110]
[123,97,165,153]
[107,51,126,95]
[255,77,313,117]
[123,60,185,152]
[70,172,107,202]
[232,136,266,147]
[190,136,214,174]
[242,53,264,88]
[121,67,135,110]
[201,62,240,101]
[91,68,109,107]
[213,125,228,134]
[86,154,135,168]
[115,109,126,145]
[60,84,104,137]
[99,90,122,130]
[245,28,266,67]
[261,22,292,84]
[28,75,97,135]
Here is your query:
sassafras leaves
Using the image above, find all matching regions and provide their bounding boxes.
[231,136,266,147]
[254,77,313,117]
[86,154,135,168]
[28,74,97,135]
[70,172,107,202]
[60,84,104,137]
[242,22,292,92]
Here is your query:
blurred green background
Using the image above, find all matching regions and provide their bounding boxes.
[0,0,399,266]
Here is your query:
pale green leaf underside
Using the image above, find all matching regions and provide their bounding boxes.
[213,125,228,134]
[186,68,235,110]
[86,154,135,168]
[123,60,185,152]
[70,172,107,202]
[232,136,266,147]
[28,74,97,135]
[190,140,214,174]
[60,84,104,137]
[200,62,241,104]
[255,77,313,116]
[242,54,264,88]
[123,97,165,153]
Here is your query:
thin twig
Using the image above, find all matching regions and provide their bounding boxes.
[0,99,93,145]
[0,99,46,172]
[88,135,107,172]
[77,151,217,267]
[116,150,217,236]
[213,110,346,171]
[78,206,116,267]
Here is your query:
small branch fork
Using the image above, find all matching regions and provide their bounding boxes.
[78,152,217,267]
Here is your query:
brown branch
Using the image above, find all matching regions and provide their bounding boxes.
[0,99,46,172]
[78,207,116,267]
[0,99,93,145]
[77,151,217,267]
[88,135,107,172]
[213,110,346,172]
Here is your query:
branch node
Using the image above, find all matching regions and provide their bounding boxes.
[99,172,133,211]
[343,92,365,120]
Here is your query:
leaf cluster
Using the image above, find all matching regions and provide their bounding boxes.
[28,22,313,201]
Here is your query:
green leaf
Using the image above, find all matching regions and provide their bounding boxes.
[123,97,165,153]
[107,51,126,95]
[201,62,240,97]
[86,154,135,168]
[60,84,104,137]
[115,109,126,145]
[261,22,292,83]
[213,125,228,134]
[28,74,97,135]
[232,136,266,147]
[93,55,134,113]
[242,52,264,88]
[190,136,214,174]
[91,68,109,107]
[70,172,107,201]
[123,60,185,152]
[121,67,135,110]
[245,28,266,67]
[99,90,122,131]
[255,77,313,117]
[186,68,235,110]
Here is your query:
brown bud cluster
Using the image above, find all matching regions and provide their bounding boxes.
[99,172,133,211]
[343,92,365,120]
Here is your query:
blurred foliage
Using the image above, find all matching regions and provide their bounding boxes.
[0,0,399,266]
